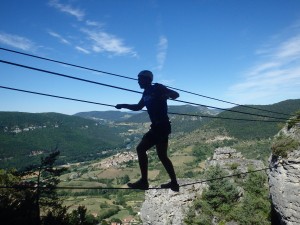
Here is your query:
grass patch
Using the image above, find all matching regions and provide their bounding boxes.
[170,155,196,167]
[271,134,299,158]
[232,139,272,161]
[287,110,300,130]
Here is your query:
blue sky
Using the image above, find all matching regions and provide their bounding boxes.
[1,0,300,115]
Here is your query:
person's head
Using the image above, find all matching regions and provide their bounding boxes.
[138,70,153,89]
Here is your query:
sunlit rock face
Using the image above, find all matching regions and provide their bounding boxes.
[140,180,206,225]
[207,147,265,173]
[268,124,300,225]
[140,147,265,225]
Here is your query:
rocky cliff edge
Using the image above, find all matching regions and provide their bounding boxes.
[268,121,300,225]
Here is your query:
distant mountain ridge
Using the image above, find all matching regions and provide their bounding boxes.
[74,110,138,123]
[74,105,220,123]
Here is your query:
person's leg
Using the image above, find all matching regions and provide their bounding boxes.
[127,134,154,190]
[156,141,177,182]
[136,137,154,181]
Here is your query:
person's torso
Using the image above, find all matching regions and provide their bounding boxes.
[142,83,169,124]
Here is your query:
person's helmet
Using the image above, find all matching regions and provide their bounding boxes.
[138,70,153,82]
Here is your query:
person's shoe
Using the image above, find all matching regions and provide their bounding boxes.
[161,181,179,192]
[127,179,149,190]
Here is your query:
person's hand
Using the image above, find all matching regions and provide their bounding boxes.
[115,104,123,109]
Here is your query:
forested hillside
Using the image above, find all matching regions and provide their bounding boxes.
[1,100,299,170]
[0,112,126,169]
[206,99,300,139]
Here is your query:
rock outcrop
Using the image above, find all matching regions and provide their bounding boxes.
[140,147,265,225]
[207,147,265,173]
[268,124,300,225]
[140,180,207,225]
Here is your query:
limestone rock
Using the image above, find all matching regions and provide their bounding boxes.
[207,147,265,173]
[140,147,265,225]
[268,125,300,225]
[140,180,207,225]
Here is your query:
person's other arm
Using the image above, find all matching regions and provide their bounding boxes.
[166,88,179,100]
[156,83,180,100]
[115,98,144,111]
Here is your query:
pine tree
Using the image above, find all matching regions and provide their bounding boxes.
[20,150,67,224]
[233,171,271,225]
[0,169,36,225]
[185,165,240,224]
[0,151,98,225]
[203,165,239,214]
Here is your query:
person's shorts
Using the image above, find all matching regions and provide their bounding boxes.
[142,122,171,145]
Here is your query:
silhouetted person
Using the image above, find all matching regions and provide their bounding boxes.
[115,70,180,191]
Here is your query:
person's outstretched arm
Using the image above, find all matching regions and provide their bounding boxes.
[115,98,144,111]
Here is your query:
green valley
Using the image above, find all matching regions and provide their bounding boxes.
[1,99,300,224]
